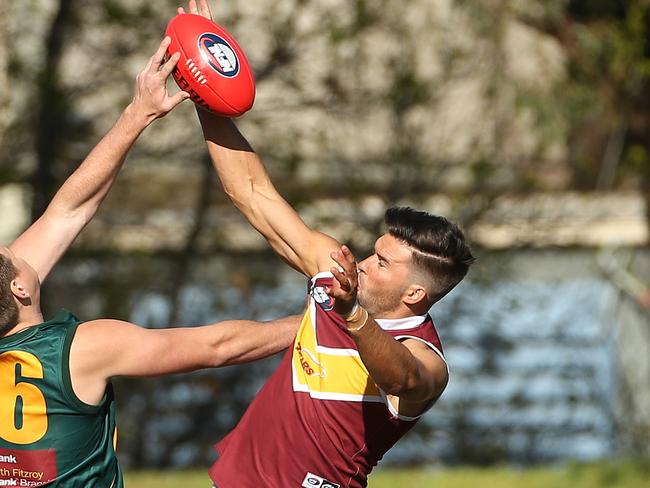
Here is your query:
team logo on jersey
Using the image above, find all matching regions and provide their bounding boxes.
[198,33,239,77]
[295,342,327,377]
[302,472,340,488]
[310,285,334,311]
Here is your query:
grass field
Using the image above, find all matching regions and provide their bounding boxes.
[125,461,650,487]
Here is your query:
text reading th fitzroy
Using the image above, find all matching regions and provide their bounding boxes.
[1,454,46,487]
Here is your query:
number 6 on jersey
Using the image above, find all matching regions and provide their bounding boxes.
[0,351,48,445]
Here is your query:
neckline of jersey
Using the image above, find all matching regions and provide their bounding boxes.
[0,309,74,347]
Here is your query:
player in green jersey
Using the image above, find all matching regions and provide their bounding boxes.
[0,37,298,487]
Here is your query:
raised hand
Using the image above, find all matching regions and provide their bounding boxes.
[130,37,189,123]
[326,245,359,316]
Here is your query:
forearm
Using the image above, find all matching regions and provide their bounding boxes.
[205,315,300,367]
[10,104,152,282]
[198,109,335,276]
[197,109,276,211]
[348,318,421,397]
[75,316,300,384]
[46,103,151,219]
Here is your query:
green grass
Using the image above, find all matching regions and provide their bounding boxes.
[125,461,650,488]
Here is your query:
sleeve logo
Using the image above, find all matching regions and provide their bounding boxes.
[302,472,340,488]
[310,286,334,311]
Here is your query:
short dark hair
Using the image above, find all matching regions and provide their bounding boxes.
[385,206,475,303]
[0,254,18,334]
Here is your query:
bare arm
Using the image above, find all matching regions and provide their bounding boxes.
[198,114,339,276]
[349,319,448,403]
[70,315,301,405]
[183,0,339,277]
[9,37,189,283]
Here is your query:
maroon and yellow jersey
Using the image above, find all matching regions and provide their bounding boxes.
[209,273,447,488]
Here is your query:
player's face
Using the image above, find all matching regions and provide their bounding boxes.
[356,234,413,318]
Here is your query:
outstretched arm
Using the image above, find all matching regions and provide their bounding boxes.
[9,37,189,284]
[199,114,340,276]
[183,0,339,277]
[70,314,302,405]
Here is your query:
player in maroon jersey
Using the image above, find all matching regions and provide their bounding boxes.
[185,2,475,486]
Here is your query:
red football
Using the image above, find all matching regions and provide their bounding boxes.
[165,14,255,117]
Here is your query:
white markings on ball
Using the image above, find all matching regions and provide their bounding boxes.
[184,58,206,83]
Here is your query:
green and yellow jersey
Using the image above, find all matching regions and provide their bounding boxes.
[0,310,122,487]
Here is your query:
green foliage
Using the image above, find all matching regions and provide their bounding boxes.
[389,68,431,115]
[558,0,649,187]
[626,144,649,172]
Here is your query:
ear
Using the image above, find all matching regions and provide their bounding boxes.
[10,279,31,300]
[403,284,428,305]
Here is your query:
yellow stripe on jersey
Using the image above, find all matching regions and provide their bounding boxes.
[291,309,383,402]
